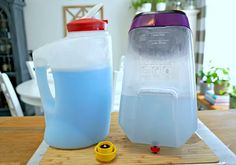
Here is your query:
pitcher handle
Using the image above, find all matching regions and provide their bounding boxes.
[35,65,55,112]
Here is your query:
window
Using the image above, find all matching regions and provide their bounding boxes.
[204,0,236,85]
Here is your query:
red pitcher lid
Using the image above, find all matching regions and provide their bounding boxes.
[67,18,107,32]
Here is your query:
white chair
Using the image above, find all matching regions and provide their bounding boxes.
[0,72,24,116]
[26,61,36,79]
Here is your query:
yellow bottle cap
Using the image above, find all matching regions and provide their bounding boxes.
[94,141,117,162]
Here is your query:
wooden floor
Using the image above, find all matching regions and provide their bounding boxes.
[0,117,45,165]
[198,110,236,154]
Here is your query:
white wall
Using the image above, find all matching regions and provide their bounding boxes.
[24,0,134,70]
[204,0,236,85]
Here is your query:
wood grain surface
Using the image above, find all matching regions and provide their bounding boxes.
[41,112,218,165]
[0,116,45,165]
[198,110,236,154]
[2,111,235,164]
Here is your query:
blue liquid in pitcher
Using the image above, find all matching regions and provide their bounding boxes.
[36,67,112,149]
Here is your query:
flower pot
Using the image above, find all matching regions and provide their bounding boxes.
[230,97,236,109]
[156,2,166,11]
[214,83,228,95]
[199,81,213,94]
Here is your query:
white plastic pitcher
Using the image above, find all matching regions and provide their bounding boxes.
[33,18,112,149]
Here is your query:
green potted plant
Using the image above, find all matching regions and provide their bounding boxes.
[211,67,230,95]
[229,86,236,109]
[196,68,214,94]
[131,0,152,13]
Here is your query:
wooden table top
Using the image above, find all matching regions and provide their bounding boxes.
[198,110,236,154]
[0,117,45,165]
[0,110,235,164]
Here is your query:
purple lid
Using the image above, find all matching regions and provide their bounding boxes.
[130,10,190,31]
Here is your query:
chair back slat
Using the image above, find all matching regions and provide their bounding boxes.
[0,72,24,116]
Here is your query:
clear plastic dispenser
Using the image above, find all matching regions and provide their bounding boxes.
[119,11,197,148]
[33,18,112,149]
